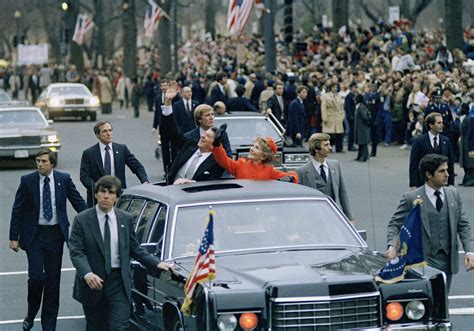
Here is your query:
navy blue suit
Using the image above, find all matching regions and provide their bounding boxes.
[208,84,228,106]
[9,170,87,330]
[409,133,455,187]
[364,92,383,155]
[226,96,258,113]
[184,128,233,157]
[80,142,149,207]
[469,116,474,152]
[173,99,198,133]
[287,98,307,146]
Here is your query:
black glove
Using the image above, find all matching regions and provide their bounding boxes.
[278,176,295,182]
[213,123,227,147]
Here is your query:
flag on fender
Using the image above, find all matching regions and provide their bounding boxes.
[181,209,216,315]
[376,200,427,284]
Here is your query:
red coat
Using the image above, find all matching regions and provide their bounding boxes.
[212,145,299,182]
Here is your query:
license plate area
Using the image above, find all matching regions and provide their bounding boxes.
[14,150,29,158]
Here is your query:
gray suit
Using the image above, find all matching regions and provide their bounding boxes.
[69,207,161,328]
[387,186,474,276]
[296,159,353,220]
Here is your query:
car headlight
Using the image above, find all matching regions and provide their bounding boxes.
[406,300,425,320]
[47,97,64,108]
[88,96,100,107]
[217,314,237,331]
[41,135,59,143]
[284,153,310,163]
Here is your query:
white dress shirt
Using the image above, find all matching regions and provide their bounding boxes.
[38,172,57,225]
[428,131,440,149]
[175,149,211,179]
[311,159,330,180]
[424,184,444,209]
[96,206,121,268]
[99,141,115,176]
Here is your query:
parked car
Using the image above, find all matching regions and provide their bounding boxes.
[214,112,310,170]
[0,106,60,161]
[36,83,99,121]
[118,180,450,331]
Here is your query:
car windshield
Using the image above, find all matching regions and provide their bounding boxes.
[49,86,90,97]
[0,109,47,126]
[214,117,282,147]
[172,199,360,258]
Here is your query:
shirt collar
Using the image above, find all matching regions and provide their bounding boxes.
[311,158,328,170]
[39,171,54,182]
[95,205,116,220]
[424,184,444,199]
[99,141,112,151]
[428,131,439,140]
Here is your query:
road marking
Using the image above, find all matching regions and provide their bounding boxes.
[0,267,75,276]
[0,315,85,325]
[449,295,474,300]
[449,308,474,315]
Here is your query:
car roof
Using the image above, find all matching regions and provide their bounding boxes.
[123,179,326,206]
[48,83,88,88]
[215,112,265,119]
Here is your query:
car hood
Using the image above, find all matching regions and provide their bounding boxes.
[176,247,386,295]
[0,126,52,135]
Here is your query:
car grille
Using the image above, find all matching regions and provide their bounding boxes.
[0,136,41,146]
[64,99,85,105]
[270,294,380,330]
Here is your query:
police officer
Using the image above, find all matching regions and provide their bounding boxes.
[425,89,454,155]
[364,81,383,157]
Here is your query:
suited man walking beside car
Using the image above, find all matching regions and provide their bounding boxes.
[409,112,455,190]
[296,133,354,224]
[69,175,173,330]
[80,121,149,207]
[386,154,474,292]
[173,86,198,133]
[9,149,87,331]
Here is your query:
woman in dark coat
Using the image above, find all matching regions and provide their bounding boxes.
[459,104,474,186]
[354,94,370,162]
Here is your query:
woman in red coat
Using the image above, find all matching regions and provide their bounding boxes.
[212,127,298,182]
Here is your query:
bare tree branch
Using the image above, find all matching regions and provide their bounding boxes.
[358,0,379,25]
[410,0,433,23]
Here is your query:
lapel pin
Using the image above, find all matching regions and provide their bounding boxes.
[121,224,125,228]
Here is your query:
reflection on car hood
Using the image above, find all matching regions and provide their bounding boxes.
[177,248,388,292]
[0,126,51,135]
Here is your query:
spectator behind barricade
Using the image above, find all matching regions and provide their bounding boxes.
[436,46,454,71]
[250,73,265,108]
[130,77,142,118]
[244,73,256,99]
[395,47,416,73]
[259,79,274,113]
[65,64,80,83]
[214,101,228,115]
[143,75,156,113]
[227,85,258,113]
[212,124,298,182]
[98,71,113,114]
[321,82,345,152]
[39,64,52,92]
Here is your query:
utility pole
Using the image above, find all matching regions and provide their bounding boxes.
[264,0,276,72]
[172,0,178,73]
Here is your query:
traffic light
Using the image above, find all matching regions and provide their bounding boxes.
[283,0,293,44]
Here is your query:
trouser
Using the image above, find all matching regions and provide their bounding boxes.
[392,120,405,144]
[159,129,178,174]
[329,133,344,152]
[346,118,355,149]
[370,124,379,155]
[83,269,130,331]
[102,103,112,114]
[356,144,369,160]
[382,111,392,144]
[427,251,452,293]
[26,225,64,331]
[146,96,154,112]
[133,105,139,118]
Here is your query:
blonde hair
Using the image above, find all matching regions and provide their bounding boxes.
[308,133,330,156]
[194,104,214,127]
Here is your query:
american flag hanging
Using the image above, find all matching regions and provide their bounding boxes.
[180,209,216,315]
[72,14,94,46]
[143,0,164,38]
[227,0,254,35]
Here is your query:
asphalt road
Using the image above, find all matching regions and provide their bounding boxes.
[1,104,474,330]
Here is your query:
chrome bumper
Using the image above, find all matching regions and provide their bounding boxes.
[383,322,451,330]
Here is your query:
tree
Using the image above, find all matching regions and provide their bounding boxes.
[445,0,463,50]
[332,0,348,31]
[157,1,172,76]
[205,0,218,39]
[122,0,137,78]
[66,0,85,73]
[93,0,106,68]
[358,0,433,26]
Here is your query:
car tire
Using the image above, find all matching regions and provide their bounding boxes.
[90,113,97,121]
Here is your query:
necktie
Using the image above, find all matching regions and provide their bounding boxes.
[184,151,201,179]
[104,145,111,175]
[186,101,191,113]
[43,177,53,221]
[320,164,327,182]
[104,214,112,274]
[433,136,439,152]
[434,191,443,212]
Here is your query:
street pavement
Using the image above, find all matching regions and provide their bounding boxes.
[1,103,474,330]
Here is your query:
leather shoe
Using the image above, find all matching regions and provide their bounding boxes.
[23,317,34,330]
[348,147,358,151]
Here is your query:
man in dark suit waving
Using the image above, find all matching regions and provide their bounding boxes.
[161,83,225,184]
[69,176,173,329]
[409,112,454,189]
[9,149,87,330]
[80,121,149,207]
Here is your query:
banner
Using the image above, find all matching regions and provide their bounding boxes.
[389,6,400,24]
[18,44,49,65]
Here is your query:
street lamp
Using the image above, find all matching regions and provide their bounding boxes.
[14,10,21,47]
[61,2,69,11]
